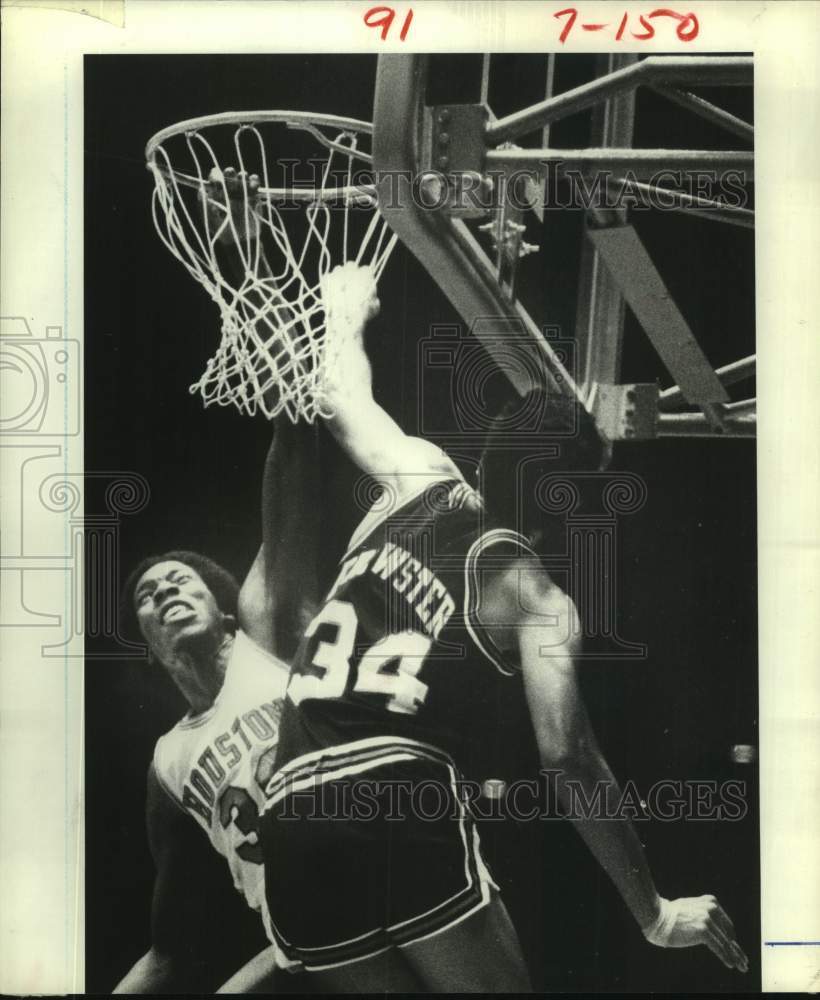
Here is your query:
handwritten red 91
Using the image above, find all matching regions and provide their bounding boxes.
[555,8,699,43]
[364,6,414,41]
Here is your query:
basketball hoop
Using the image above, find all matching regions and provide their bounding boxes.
[145,111,397,423]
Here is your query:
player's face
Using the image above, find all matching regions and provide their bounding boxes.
[133,560,224,665]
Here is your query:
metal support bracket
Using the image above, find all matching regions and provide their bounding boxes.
[593,383,660,440]
[423,103,488,174]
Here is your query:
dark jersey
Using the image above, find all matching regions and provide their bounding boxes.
[274,479,534,775]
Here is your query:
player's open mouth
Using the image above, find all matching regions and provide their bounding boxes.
[160,601,195,624]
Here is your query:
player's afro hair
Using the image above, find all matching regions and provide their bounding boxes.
[479,389,606,541]
[121,549,240,643]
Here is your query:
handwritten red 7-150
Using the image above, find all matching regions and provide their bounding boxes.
[555,8,699,43]
[361,7,699,44]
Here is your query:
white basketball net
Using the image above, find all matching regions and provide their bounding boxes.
[146,113,397,422]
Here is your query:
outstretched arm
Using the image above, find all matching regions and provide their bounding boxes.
[239,418,321,660]
[481,562,749,973]
[204,169,321,657]
[319,262,462,499]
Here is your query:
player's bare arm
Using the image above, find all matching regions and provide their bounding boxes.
[114,765,217,993]
[238,417,321,661]
[480,561,749,974]
[215,945,279,994]
[318,261,462,499]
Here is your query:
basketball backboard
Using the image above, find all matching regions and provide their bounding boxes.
[372,54,754,442]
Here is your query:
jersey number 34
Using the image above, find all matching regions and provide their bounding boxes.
[287,599,431,715]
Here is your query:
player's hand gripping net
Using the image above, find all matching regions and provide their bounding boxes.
[146,112,397,423]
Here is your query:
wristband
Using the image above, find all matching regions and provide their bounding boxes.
[641,897,676,945]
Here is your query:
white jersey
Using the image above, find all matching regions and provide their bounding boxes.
[153,629,289,951]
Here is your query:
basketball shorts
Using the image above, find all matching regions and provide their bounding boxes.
[260,736,499,971]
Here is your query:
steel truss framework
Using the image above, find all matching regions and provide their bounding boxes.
[372,54,754,441]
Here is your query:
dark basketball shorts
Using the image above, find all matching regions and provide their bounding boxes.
[260,736,498,971]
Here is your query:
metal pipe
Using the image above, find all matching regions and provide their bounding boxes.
[656,412,755,437]
[713,355,757,387]
[647,56,752,86]
[541,54,556,149]
[659,354,756,407]
[486,56,752,144]
[605,176,755,228]
[488,59,646,143]
[724,398,756,415]
[676,203,754,229]
[480,53,491,106]
[651,85,754,142]
[486,147,754,180]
